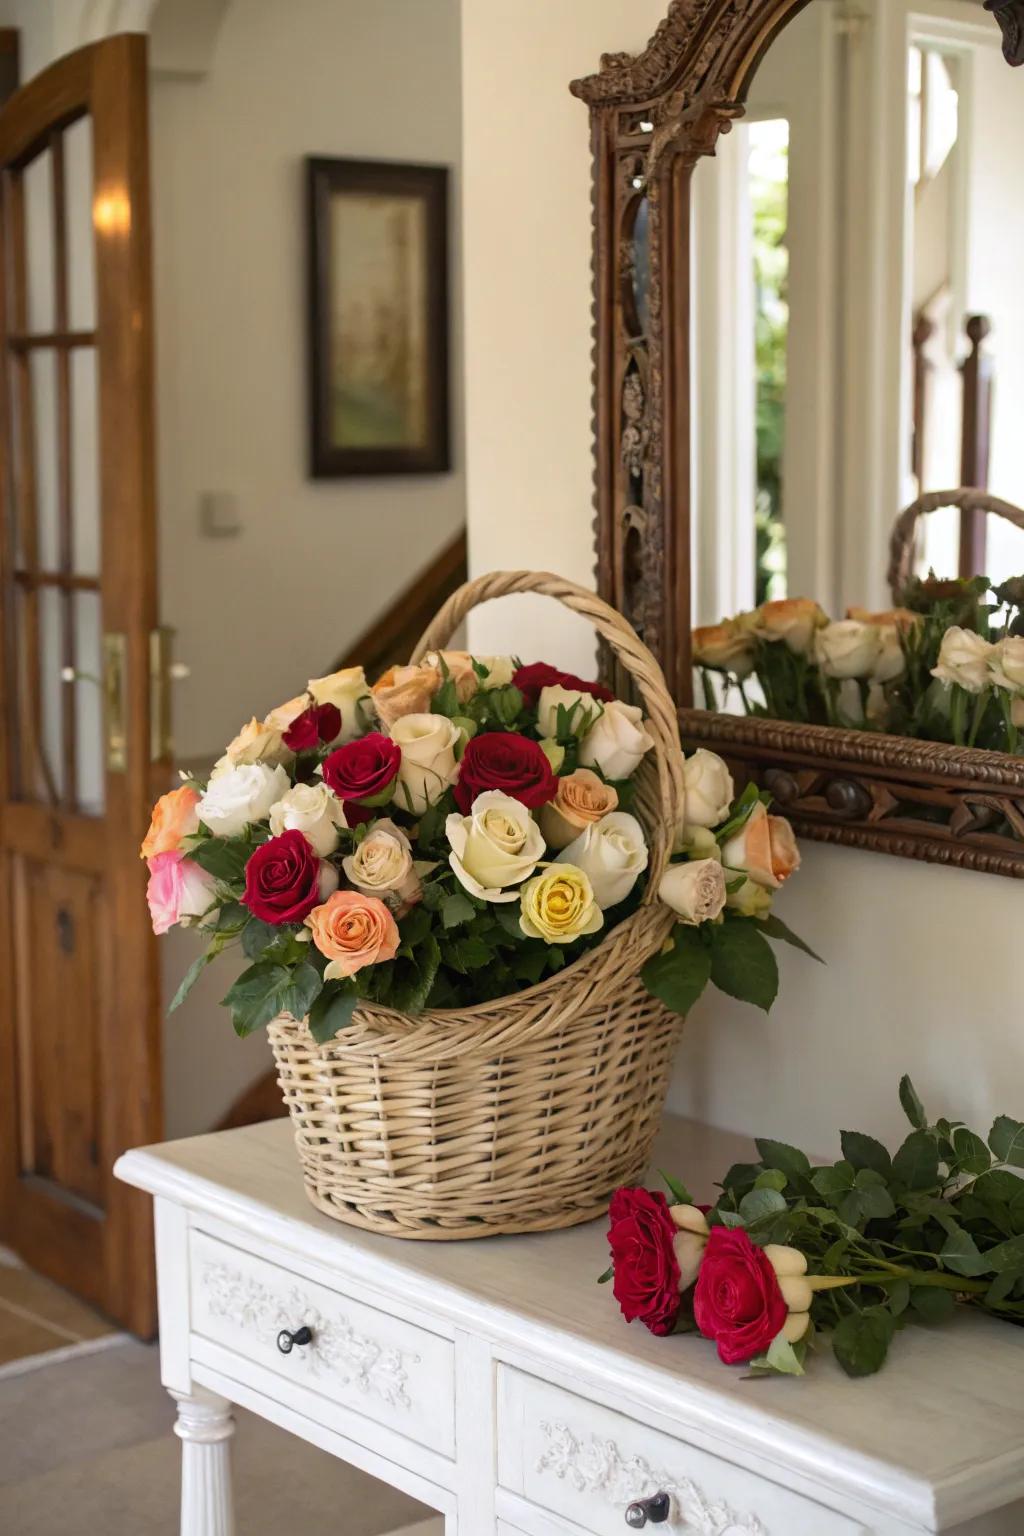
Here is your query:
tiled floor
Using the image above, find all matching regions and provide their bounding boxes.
[0,1245,118,1369]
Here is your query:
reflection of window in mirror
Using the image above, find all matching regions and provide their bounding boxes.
[691,0,1024,665]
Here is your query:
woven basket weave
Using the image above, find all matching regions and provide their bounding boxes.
[268,570,685,1239]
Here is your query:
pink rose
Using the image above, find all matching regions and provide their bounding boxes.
[146,851,216,935]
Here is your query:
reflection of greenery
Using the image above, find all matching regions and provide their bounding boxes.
[751,128,789,605]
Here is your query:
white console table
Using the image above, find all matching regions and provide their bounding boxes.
[116,1114,1024,1536]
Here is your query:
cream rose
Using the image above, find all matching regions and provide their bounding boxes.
[477,655,516,689]
[658,858,727,925]
[931,627,995,694]
[756,598,827,655]
[813,620,882,680]
[872,626,906,684]
[342,819,421,909]
[519,864,604,944]
[445,791,545,902]
[693,620,756,679]
[197,761,290,838]
[671,1204,711,1290]
[268,782,347,857]
[390,713,461,814]
[264,694,310,735]
[222,715,289,767]
[578,700,654,780]
[371,664,441,729]
[681,748,734,833]
[721,801,800,890]
[989,636,1024,694]
[556,812,648,910]
[536,684,603,740]
[307,665,369,741]
[539,769,619,851]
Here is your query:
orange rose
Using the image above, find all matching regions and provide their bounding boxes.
[847,606,920,634]
[693,621,756,679]
[540,769,619,851]
[305,889,400,980]
[371,663,441,729]
[423,649,480,704]
[140,784,200,860]
[756,598,828,655]
[721,801,800,891]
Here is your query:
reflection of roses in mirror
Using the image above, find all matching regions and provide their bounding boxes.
[607,1188,683,1337]
[693,1226,788,1364]
[453,732,558,814]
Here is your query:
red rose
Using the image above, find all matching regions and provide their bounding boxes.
[513,661,615,708]
[283,703,342,753]
[693,1226,788,1364]
[321,733,401,820]
[453,731,557,814]
[242,829,321,925]
[607,1187,683,1337]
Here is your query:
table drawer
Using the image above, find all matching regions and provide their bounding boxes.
[189,1228,454,1456]
[497,1367,867,1536]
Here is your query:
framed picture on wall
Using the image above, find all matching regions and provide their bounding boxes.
[306,156,451,477]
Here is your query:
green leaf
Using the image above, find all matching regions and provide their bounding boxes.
[189,835,252,884]
[939,1224,993,1277]
[886,1278,911,1316]
[738,1187,787,1224]
[899,1075,927,1131]
[755,1138,812,1182]
[659,1170,694,1205]
[891,1130,940,1191]
[307,981,359,1045]
[597,1266,613,1285]
[952,1127,992,1177]
[708,920,779,1013]
[441,892,477,928]
[839,1131,892,1179]
[910,1285,956,1324]
[713,781,760,845]
[168,950,212,1014]
[221,961,322,1038]
[989,1116,1024,1168]
[242,917,285,961]
[985,1269,1024,1307]
[832,1308,895,1378]
[754,1168,788,1193]
[641,925,712,1017]
[811,1161,856,1200]
[215,900,247,933]
[758,914,824,964]
[762,1332,806,1376]
[981,1234,1024,1273]
[719,1163,762,1197]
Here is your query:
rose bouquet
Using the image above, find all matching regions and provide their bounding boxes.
[144,652,812,1042]
[693,575,1024,752]
[603,1077,1024,1378]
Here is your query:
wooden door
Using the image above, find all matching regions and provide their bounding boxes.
[0,34,163,1337]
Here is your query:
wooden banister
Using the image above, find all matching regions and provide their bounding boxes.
[959,314,994,578]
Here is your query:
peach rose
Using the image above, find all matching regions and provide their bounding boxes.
[423,649,480,705]
[721,801,801,891]
[140,784,200,860]
[305,889,400,981]
[539,769,619,850]
[756,598,828,655]
[693,620,756,680]
[371,663,442,729]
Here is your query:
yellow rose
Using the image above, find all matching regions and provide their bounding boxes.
[307,665,369,741]
[519,864,604,945]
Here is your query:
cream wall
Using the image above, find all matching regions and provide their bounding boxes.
[459,1,1024,1155]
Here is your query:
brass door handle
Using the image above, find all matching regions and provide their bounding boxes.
[103,632,127,772]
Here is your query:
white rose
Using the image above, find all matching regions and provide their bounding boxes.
[814,620,882,680]
[536,684,603,740]
[390,713,461,814]
[872,627,906,684]
[931,627,995,694]
[342,819,421,908]
[578,700,654,780]
[446,790,545,902]
[269,782,346,857]
[681,748,734,833]
[306,666,369,742]
[197,762,290,838]
[556,812,648,910]
[989,636,1024,694]
[658,859,727,925]
[477,655,516,689]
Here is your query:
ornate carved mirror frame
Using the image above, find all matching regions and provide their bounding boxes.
[572,0,1024,879]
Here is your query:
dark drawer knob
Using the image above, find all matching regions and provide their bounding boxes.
[276,1325,313,1355]
[625,1492,671,1527]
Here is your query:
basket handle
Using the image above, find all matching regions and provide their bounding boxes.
[888,488,1024,600]
[411,569,684,838]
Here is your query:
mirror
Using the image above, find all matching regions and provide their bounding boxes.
[574,0,1024,878]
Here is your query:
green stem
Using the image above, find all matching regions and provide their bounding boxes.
[738,679,753,716]
[967,688,990,749]
[951,685,967,747]
[700,668,718,713]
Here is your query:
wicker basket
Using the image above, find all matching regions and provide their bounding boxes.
[268,570,685,1239]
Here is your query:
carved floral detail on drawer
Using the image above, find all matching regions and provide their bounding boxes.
[200,1260,416,1408]
[537,1420,769,1535]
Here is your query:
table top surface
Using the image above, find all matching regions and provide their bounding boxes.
[117,1112,1024,1530]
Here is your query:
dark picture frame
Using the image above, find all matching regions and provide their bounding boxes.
[306,156,450,478]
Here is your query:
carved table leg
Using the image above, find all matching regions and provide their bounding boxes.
[171,1389,235,1536]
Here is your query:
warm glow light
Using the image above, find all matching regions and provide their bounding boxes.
[93,188,131,235]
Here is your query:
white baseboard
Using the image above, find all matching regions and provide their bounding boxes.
[387,1522,445,1536]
